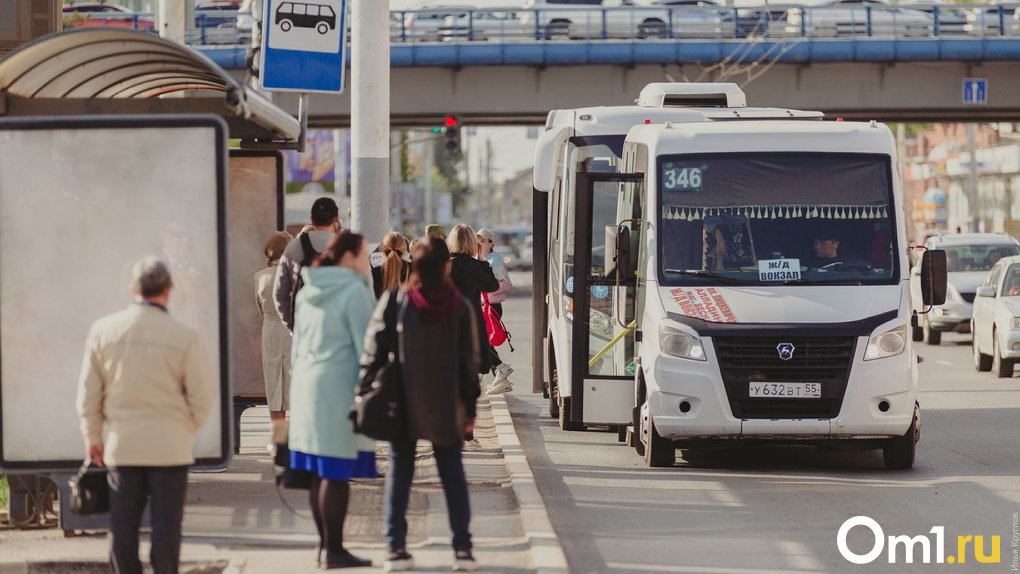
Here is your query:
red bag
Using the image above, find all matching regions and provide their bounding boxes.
[482,293,511,348]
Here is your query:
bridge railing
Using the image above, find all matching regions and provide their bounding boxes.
[178,4,1020,49]
[385,4,1020,43]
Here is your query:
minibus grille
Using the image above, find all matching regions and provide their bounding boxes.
[712,335,856,419]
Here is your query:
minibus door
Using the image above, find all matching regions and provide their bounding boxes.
[568,173,643,426]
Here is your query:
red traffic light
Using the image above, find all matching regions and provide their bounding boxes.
[444,115,459,128]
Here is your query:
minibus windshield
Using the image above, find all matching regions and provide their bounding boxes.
[657,152,898,286]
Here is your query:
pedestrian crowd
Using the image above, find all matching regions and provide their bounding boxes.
[75,195,517,573]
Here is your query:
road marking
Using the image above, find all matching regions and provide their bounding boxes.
[936,360,953,366]
[606,563,825,573]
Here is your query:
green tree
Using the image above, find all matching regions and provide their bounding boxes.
[432,140,466,216]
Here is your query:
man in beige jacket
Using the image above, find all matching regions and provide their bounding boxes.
[77,256,216,574]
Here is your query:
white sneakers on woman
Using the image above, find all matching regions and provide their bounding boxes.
[487,363,513,394]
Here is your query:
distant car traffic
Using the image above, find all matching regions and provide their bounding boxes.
[63,2,155,30]
[910,233,1020,345]
[971,255,1020,377]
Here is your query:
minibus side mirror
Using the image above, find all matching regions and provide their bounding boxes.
[605,224,630,282]
[921,249,948,307]
[976,286,996,298]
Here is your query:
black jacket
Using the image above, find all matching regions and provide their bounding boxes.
[449,253,499,372]
[360,288,481,446]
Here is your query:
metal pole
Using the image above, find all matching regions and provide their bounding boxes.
[350,0,391,238]
[967,123,980,232]
[158,0,187,44]
[424,137,435,226]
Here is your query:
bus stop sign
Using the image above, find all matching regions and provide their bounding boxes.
[260,0,347,93]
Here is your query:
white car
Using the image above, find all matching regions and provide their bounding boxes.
[972,255,1020,377]
[438,7,528,41]
[964,4,1020,36]
[910,233,1020,345]
[521,0,682,39]
[394,4,474,41]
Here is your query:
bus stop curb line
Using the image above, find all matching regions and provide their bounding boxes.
[487,393,569,574]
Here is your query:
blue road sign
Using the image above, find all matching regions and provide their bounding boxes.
[260,0,347,93]
[962,78,987,105]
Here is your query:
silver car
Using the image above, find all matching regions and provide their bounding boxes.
[783,0,933,37]
[972,255,1020,377]
[910,233,1020,345]
[964,4,1020,36]
[438,7,528,41]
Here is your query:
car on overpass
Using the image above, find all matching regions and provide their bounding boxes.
[520,0,688,39]
[971,254,1020,377]
[63,2,155,30]
[910,232,1020,345]
[907,3,970,35]
[781,0,934,37]
[438,7,529,41]
[394,3,475,41]
[963,4,1020,36]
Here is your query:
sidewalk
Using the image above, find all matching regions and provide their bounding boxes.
[0,395,550,574]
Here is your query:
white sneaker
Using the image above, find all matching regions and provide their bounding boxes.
[488,378,513,395]
[383,549,414,572]
[453,549,478,572]
[492,363,513,384]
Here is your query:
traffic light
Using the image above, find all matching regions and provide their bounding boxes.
[443,115,461,154]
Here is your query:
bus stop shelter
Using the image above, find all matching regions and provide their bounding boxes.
[0,28,299,146]
[0,29,297,531]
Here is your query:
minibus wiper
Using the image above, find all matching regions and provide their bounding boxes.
[783,278,863,286]
[664,270,744,285]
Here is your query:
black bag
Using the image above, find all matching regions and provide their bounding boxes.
[350,359,405,441]
[284,232,319,331]
[273,442,313,490]
[69,460,109,516]
[350,292,407,442]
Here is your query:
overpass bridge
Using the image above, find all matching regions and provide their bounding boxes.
[220,41,1019,128]
[126,5,1020,125]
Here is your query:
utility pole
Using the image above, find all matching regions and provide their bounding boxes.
[350,0,390,238]
[158,0,187,44]
[967,123,980,232]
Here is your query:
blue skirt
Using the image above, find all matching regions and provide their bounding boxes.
[291,450,379,481]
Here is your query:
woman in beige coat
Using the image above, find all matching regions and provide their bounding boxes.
[255,231,293,425]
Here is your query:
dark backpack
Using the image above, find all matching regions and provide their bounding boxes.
[285,232,319,331]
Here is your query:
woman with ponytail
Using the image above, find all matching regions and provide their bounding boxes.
[288,231,377,569]
[371,231,411,298]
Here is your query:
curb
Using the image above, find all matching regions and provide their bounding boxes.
[487,393,569,574]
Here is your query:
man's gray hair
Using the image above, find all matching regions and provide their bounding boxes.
[131,256,173,298]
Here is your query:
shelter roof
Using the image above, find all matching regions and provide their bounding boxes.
[0,29,299,145]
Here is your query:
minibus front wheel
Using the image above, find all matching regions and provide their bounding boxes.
[882,404,920,470]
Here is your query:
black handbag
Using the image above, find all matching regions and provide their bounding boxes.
[69,460,109,516]
[350,358,406,441]
[273,442,313,490]
[350,292,407,442]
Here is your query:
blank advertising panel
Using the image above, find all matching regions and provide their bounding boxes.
[228,152,284,399]
[0,116,230,470]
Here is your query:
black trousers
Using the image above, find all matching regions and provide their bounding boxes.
[108,466,189,574]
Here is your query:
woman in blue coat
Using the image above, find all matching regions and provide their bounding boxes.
[288,231,376,569]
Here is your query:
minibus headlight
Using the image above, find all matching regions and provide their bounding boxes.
[864,325,906,361]
[659,326,706,361]
[1012,317,1020,329]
